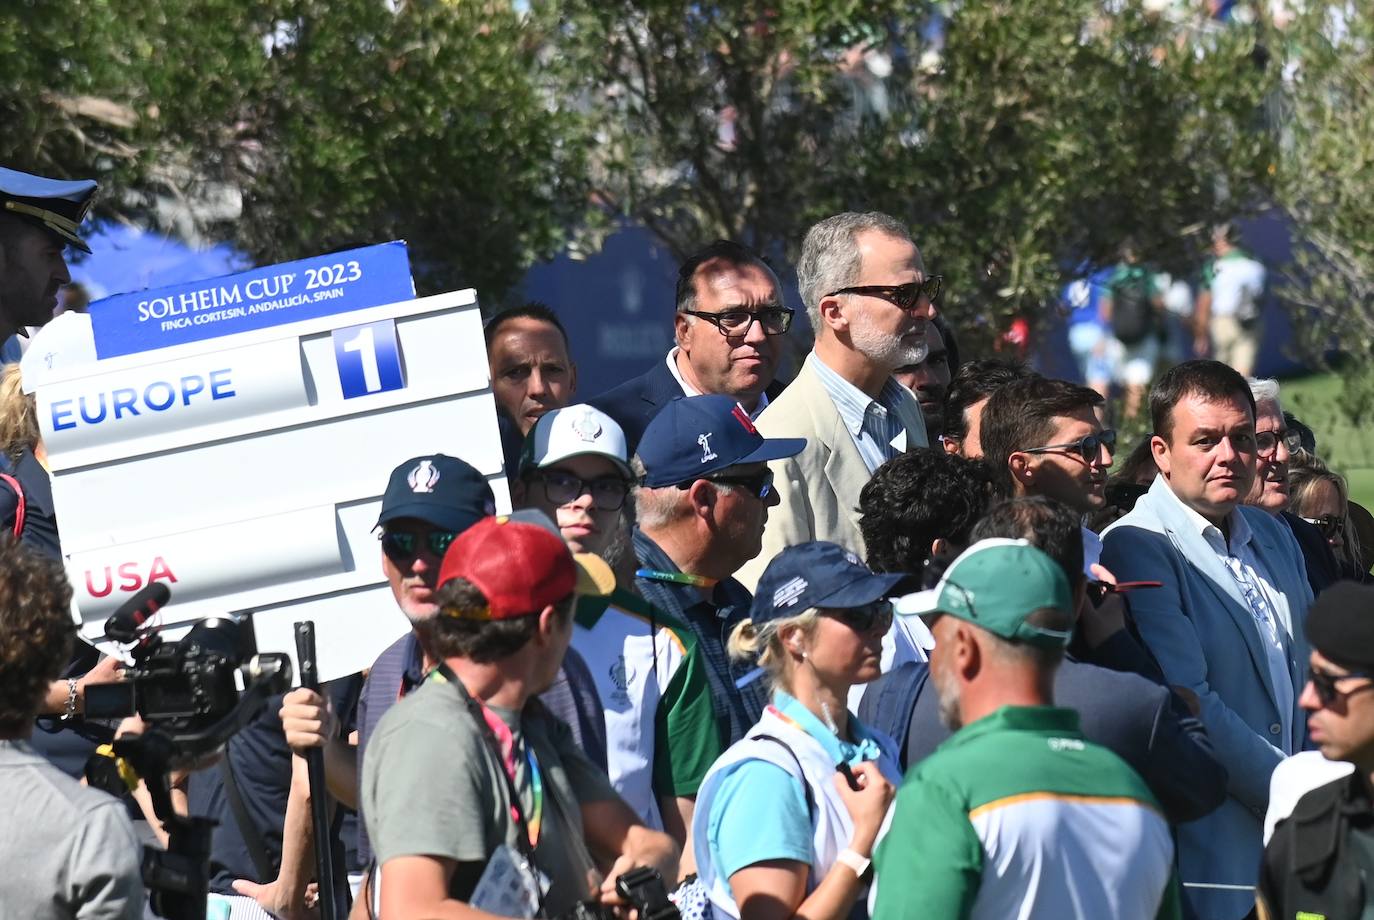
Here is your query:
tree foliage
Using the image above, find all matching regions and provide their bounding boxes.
[1272,3,1374,416]
[555,0,1276,347]
[1,0,596,299]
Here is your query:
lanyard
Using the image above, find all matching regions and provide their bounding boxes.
[430,663,544,849]
[635,567,717,590]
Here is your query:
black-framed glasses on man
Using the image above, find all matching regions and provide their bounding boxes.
[533,470,631,511]
[1255,428,1304,458]
[679,307,794,336]
[674,468,775,500]
[1017,429,1117,463]
[1310,666,1374,707]
[824,276,943,313]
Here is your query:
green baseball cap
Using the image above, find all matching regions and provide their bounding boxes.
[894,539,1075,648]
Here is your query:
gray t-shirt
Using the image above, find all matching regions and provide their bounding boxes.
[0,738,145,919]
[361,674,620,916]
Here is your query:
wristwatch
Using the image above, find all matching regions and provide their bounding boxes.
[836,848,873,883]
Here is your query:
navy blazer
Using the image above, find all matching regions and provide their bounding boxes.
[1102,477,1314,920]
[588,355,785,454]
[860,657,1228,826]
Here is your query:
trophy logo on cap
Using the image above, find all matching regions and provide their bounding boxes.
[407,459,441,493]
[572,407,603,442]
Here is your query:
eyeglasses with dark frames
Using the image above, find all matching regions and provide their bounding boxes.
[824,276,943,313]
[1018,429,1117,463]
[1255,428,1304,459]
[380,529,458,564]
[679,307,795,336]
[675,469,775,500]
[1310,666,1374,707]
[534,470,631,511]
[824,601,894,634]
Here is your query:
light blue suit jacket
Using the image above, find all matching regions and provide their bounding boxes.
[1102,477,1313,920]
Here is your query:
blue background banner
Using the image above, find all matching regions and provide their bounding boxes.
[88,241,415,359]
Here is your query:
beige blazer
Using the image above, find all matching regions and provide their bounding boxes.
[735,357,928,589]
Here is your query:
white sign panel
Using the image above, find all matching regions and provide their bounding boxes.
[26,262,509,681]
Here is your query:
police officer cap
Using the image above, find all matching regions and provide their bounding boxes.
[1305,581,1374,672]
[0,166,98,253]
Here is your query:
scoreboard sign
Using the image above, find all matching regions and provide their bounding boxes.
[23,243,511,681]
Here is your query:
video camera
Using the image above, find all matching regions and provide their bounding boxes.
[84,583,292,751]
[76,583,292,920]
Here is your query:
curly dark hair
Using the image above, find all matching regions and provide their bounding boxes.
[421,577,574,664]
[860,448,993,574]
[0,537,75,734]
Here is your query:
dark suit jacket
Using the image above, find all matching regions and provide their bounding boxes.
[1281,510,1341,597]
[588,355,785,454]
[859,656,1229,826]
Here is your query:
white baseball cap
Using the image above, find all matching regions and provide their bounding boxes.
[519,404,633,479]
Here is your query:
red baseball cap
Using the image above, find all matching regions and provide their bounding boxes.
[438,512,614,620]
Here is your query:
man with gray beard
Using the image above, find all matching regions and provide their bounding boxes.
[737,211,931,588]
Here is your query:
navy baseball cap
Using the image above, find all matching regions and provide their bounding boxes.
[376,455,497,534]
[637,395,805,488]
[752,541,917,625]
[0,166,98,252]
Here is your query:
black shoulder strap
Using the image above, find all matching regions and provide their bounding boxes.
[220,748,277,882]
[751,733,816,819]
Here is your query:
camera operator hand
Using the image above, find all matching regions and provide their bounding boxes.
[833,761,894,857]
[280,687,337,753]
[279,686,359,808]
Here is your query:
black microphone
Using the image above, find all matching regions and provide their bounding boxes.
[104,582,172,642]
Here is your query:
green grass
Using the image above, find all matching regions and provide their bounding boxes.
[1280,371,1374,511]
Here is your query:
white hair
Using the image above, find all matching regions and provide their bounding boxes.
[1247,377,1283,415]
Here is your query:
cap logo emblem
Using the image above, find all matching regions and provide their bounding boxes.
[571,409,602,442]
[408,460,441,493]
[773,576,808,608]
[845,551,861,566]
[698,432,718,463]
[731,403,757,434]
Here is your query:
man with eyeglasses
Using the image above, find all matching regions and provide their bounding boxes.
[591,240,792,453]
[631,394,806,746]
[1259,582,1374,919]
[1244,377,1343,598]
[280,454,610,895]
[1102,360,1315,920]
[979,375,1115,574]
[738,212,930,589]
[514,405,723,854]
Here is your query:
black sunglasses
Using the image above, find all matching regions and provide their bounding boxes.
[677,469,774,500]
[1303,515,1344,540]
[380,528,458,564]
[1019,429,1117,463]
[1310,666,1374,707]
[825,276,943,313]
[534,469,630,511]
[825,601,894,634]
[680,307,794,336]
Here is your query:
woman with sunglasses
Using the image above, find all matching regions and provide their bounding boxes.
[1288,453,1371,583]
[689,542,911,920]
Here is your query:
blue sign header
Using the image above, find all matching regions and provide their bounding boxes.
[89,242,415,359]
